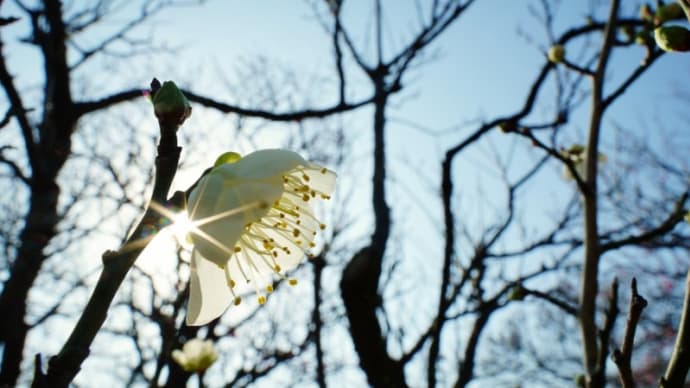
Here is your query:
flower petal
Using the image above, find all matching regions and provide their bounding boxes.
[225,149,307,180]
[171,349,187,366]
[186,250,234,326]
[188,170,284,267]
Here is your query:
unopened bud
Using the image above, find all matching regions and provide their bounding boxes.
[214,152,242,167]
[152,80,192,125]
[656,2,685,23]
[654,25,690,52]
[547,44,566,63]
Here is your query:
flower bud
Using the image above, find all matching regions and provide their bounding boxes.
[656,2,685,23]
[508,284,525,301]
[152,81,192,125]
[654,25,690,52]
[498,120,515,133]
[547,44,566,63]
[171,338,218,373]
[213,151,242,167]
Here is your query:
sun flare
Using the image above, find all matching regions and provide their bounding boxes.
[168,211,196,246]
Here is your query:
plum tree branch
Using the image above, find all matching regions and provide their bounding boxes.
[662,269,690,387]
[33,80,184,388]
[579,1,619,384]
[612,278,646,388]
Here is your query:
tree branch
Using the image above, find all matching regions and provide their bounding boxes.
[35,80,183,387]
[612,278,646,388]
[601,192,689,252]
[662,269,690,387]
[579,1,619,383]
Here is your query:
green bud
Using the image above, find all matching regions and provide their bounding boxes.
[547,44,566,63]
[213,151,243,167]
[562,144,585,158]
[656,2,686,23]
[498,120,515,133]
[152,81,192,125]
[508,284,525,301]
[654,25,690,52]
[574,374,586,387]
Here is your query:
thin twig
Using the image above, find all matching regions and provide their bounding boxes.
[612,278,647,388]
[596,278,619,381]
[661,269,690,387]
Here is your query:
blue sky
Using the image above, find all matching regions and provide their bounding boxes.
[2,0,690,386]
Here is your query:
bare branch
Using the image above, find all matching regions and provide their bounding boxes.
[579,1,620,382]
[662,270,690,387]
[612,278,647,388]
[602,192,690,252]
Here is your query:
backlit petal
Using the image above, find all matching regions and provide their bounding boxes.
[186,250,234,326]
[229,149,307,180]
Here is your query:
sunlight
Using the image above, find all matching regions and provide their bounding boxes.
[168,211,196,247]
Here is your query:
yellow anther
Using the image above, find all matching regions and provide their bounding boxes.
[233,296,242,306]
[302,194,310,201]
[258,295,266,305]
[274,265,282,272]
[302,173,310,181]
[319,223,326,230]
[292,229,300,237]
[309,242,316,248]
[320,167,327,174]
[266,285,274,293]
[288,279,298,286]
[233,246,242,253]
[228,279,236,288]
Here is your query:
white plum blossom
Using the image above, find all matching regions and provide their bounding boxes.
[185,149,336,325]
[561,145,607,181]
[171,338,218,372]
